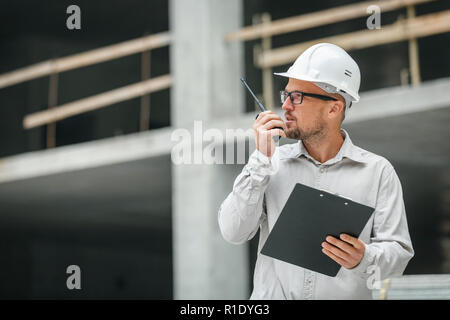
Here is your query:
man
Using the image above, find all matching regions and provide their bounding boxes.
[218,43,414,299]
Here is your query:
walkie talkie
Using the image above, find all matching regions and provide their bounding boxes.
[240,77,284,139]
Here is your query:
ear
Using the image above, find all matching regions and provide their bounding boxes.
[328,99,345,120]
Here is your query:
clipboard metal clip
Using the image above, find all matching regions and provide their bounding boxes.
[318,190,353,205]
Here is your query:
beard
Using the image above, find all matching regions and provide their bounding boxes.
[285,117,327,142]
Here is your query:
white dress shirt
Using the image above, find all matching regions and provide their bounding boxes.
[218,129,414,299]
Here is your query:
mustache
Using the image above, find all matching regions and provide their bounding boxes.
[284,113,296,121]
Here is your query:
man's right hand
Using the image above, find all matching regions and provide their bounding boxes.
[253,111,287,158]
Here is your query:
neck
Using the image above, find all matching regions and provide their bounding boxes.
[302,128,344,164]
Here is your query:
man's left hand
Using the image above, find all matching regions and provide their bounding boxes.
[321,234,365,269]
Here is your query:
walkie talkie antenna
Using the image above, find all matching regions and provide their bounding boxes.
[240,78,266,113]
[240,77,284,141]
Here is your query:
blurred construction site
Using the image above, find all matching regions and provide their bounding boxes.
[0,0,449,299]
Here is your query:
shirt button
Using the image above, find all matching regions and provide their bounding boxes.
[320,168,325,173]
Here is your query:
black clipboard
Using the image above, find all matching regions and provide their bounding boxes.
[260,183,374,277]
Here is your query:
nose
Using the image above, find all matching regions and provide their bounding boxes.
[282,97,294,112]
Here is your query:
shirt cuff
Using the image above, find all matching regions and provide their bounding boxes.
[350,243,377,279]
[245,149,277,185]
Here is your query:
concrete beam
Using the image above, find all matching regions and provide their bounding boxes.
[345,77,450,123]
[1,77,450,185]
[0,127,173,184]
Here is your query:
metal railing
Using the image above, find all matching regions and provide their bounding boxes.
[225,0,449,109]
[0,32,172,148]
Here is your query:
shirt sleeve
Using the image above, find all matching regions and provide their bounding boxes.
[218,149,276,244]
[352,164,414,280]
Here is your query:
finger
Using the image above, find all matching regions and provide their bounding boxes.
[260,115,283,128]
[255,111,274,123]
[268,129,286,141]
[254,112,272,129]
[340,234,364,249]
[321,241,350,261]
[262,119,287,131]
[255,110,273,120]
[322,248,348,268]
[254,115,274,131]
[270,128,286,138]
[256,113,283,127]
[325,236,355,254]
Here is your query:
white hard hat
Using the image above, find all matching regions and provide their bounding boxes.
[274,43,361,109]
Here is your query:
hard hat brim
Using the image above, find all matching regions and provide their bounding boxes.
[274,71,317,84]
[274,71,360,102]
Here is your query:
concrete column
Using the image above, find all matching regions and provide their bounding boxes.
[170,0,248,299]
[170,0,244,127]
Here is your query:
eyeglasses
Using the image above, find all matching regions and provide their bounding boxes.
[280,90,337,105]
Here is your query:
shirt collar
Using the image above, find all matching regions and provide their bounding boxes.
[288,129,368,165]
